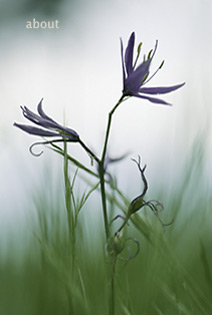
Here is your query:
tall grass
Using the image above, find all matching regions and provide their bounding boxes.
[1,136,212,315]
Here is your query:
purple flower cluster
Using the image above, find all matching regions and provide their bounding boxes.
[121,32,185,104]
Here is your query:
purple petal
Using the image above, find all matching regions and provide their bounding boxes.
[125,32,135,75]
[128,40,158,89]
[139,83,185,95]
[20,101,79,140]
[14,123,59,137]
[133,94,171,105]
[120,38,126,89]
[37,98,56,123]
[23,102,62,130]
[21,106,43,124]
[125,59,151,93]
[21,105,57,129]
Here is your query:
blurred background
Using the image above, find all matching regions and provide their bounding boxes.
[0,0,212,242]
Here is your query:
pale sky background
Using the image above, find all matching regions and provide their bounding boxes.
[0,0,212,239]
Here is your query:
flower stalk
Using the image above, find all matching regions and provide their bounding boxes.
[13,31,185,315]
[101,95,125,164]
[99,95,125,241]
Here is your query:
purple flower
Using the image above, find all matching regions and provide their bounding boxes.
[14,99,79,141]
[120,32,185,105]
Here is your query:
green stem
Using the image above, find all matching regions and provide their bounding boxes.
[116,213,131,235]
[99,95,125,241]
[63,142,77,269]
[101,95,125,163]
[99,162,110,239]
[78,138,100,163]
[63,141,75,313]
[108,256,117,315]
[99,95,125,315]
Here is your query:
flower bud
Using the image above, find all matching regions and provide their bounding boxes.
[128,195,145,215]
[107,234,124,257]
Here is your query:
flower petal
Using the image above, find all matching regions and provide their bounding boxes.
[125,59,151,93]
[139,83,185,95]
[125,32,135,75]
[37,98,56,123]
[20,101,79,140]
[21,106,43,124]
[21,105,57,129]
[14,123,59,137]
[133,94,171,105]
[120,38,126,90]
[38,100,79,139]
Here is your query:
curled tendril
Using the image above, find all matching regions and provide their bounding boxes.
[118,238,140,263]
[104,234,140,266]
[29,139,71,157]
[144,200,174,228]
[29,141,46,157]
[146,200,164,213]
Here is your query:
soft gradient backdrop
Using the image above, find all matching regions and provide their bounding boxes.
[0,0,211,239]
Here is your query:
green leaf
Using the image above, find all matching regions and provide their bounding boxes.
[50,143,99,178]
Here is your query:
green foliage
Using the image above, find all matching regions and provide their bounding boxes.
[1,137,212,315]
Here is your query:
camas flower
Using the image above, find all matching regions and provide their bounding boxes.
[120,32,185,104]
[14,98,79,141]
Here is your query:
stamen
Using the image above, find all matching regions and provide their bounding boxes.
[137,42,142,53]
[133,42,142,68]
[159,60,165,69]
[141,73,148,83]
[142,60,165,85]
[147,49,153,59]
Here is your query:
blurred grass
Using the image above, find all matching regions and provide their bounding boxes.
[1,135,212,315]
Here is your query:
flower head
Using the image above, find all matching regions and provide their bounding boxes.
[120,32,185,105]
[14,99,79,141]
